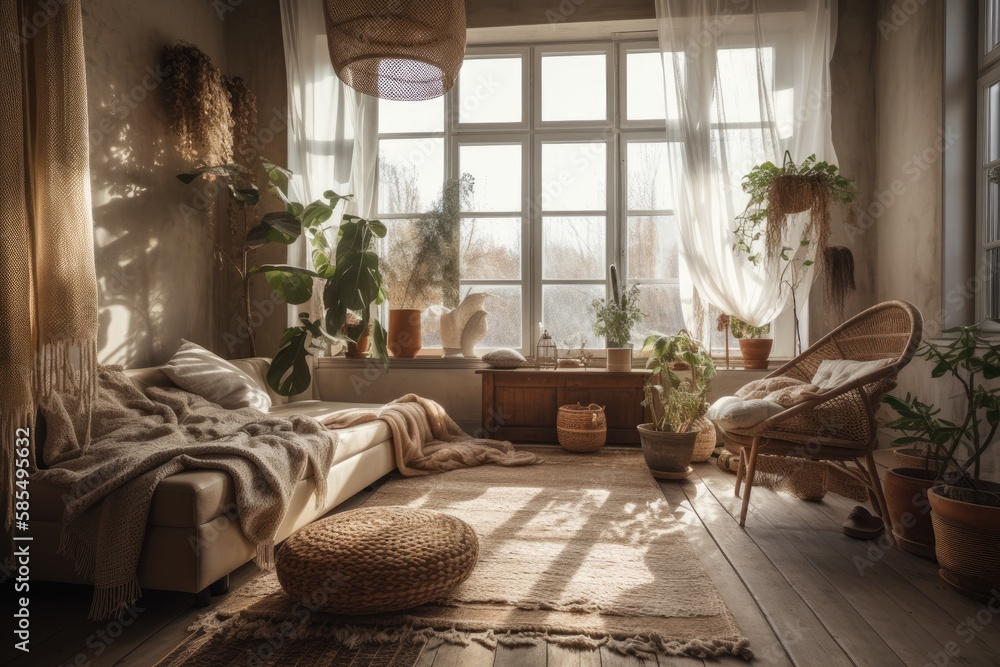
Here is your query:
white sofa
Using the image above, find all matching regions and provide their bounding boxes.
[30,358,396,602]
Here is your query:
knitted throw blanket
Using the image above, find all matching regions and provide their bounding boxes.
[32,367,337,620]
[323,394,540,475]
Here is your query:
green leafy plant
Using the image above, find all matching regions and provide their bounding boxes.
[267,213,390,397]
[592,265,645,348]
[178,160,345,356]
[882,324,1000,506]
[729,317,771,340]
[641,330,716,433]
[734,151,859,265]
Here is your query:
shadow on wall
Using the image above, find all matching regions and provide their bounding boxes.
[83,2,228,368]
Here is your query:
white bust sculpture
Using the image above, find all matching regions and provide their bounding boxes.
[440,293,489,358]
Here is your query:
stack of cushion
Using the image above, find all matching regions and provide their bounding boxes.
[707,358,892,430]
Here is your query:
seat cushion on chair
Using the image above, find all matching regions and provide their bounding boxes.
[276,507,479,614]
[735,377,824,406]
[811,358,892,389]
[707,395,786,429]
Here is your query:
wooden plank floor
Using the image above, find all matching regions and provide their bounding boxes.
[3,453,999,667]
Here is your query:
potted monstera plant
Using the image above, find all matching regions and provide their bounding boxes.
[882,324,1000,594]
[593,265,645,372]
[638,331,717,478]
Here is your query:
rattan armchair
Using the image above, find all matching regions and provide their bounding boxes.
[728,301,923,529]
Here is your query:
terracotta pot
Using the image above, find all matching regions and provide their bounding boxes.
[637,424,698,478]
[884,467,939,560]
[388,309,422,358]
[345,328,371,359]
[606,347,632,373]
[892,445,947,473]
[929,482,1000,600]
[738,338,773,370]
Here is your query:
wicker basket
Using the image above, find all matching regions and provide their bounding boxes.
[557,403,607,452]
[690,417,718,463]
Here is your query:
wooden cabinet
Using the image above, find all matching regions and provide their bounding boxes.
[476,368,650,444]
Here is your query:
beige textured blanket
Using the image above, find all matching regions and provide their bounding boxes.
[32,367,337,620]
[323,394,540,475]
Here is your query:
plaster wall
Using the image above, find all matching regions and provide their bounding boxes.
[83,0,229,367]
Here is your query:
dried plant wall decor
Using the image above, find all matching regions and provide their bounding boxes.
[224,75,259,172]
[164,43,234,166]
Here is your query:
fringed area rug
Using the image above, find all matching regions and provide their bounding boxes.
[159,448,752,664]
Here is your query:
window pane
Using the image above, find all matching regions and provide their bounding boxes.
[627,142,679,211]
[632,284,684,346]
[461,217,521,280]
[459,57,522,124]
[378,97,444,134]
[712,47,774,124]
[378,138,444,214]
[459,144,522,211]
[466,285,521,349]
[381,219,443,310]
[541,142,607,211]
[628,216,679,282]
[990,81,1000,164]
[542,217,606,280]
[542,284,605,349]
[989,176,1000,245]
[987,248,1000,319]
[627,51,682,121]
[541,53,606,122]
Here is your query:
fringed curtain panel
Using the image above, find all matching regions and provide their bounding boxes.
[655,0,839,340]
[0,0,99,547]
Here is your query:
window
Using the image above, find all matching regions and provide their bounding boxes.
[375,40,787,355]
[981,2,1000,319]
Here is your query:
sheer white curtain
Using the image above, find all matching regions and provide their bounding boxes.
[655,0,838,340]
[280,0,378,319]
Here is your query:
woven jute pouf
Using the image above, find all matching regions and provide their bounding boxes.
[276,507,479,614]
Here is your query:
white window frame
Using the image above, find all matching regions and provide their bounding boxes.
[375,37,799,358]
[979,1,1000,320]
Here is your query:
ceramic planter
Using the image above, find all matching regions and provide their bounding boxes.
[929,482,1000,601]
[738,338,772,370]
[637,424,698,479]
[884,467,938,560]
[388,309,422,358]
[606,347,632,372]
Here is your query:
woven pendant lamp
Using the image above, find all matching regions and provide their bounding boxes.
[323,0,467,101]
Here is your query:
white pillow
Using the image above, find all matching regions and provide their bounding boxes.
[160,340,272,411]
[706,395,786,430]
[482,348,526,368]
[811,358,892,389]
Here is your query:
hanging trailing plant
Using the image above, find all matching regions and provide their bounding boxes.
[164,43,234,166]
[734,151,859,266]
[224,75,259,172]
[823,245,856,316]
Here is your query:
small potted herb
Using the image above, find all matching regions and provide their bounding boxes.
[592,265,645,372]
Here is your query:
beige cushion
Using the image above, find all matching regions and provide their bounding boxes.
[811,358,892,389]
[707,395,786,430]
[160,340,272,411]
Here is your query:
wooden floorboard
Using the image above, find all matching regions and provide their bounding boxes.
[656,481,790,667]
[699,463,959,666]
[6,455,995,666]
[678,472,854,667]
